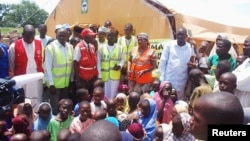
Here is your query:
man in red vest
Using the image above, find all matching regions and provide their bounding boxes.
[8,24,44,112]
[73,28,98,98]
[9,24,43,76]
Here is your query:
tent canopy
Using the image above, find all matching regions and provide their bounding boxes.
[46,0,250,44]
[45,0,173,40]
[153,0,250,44]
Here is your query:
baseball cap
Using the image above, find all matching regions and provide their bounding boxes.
[81,28,97,37]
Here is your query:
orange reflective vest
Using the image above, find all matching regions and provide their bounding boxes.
[14,39,43,76]
[129,47,154,84]
[78,41,98,80]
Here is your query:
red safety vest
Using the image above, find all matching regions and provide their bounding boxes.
[14,39,43,76]
[78,41,98,80]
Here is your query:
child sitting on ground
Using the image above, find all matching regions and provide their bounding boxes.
[70,101,93,134]
[47,99,74,141]
[90,87,107,116]
[73,88,90,117]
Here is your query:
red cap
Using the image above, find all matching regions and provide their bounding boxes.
[81,28,97,37]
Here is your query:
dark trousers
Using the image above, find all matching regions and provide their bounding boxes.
[48,87,69,115]
[77,76,98,99]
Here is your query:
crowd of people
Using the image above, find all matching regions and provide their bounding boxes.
[0,20,249,141]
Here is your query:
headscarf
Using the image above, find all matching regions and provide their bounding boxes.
[209,33,238,59]
[172,113,195,141]
[139,98,157,141]
[120,131,133,141]
[12,115,31,137]
[174,100,188,114]
[33,102,53,131]
[127,122,145,140]
[105,117,119,128]
[118,84,129,94]
[116,93,129,113]
[159,123,172,140]
[153,81,174,124]
[137,33,149,41]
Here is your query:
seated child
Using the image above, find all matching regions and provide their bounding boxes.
[11,114,31,137]
[92,109,107,121]
[115,93,129,113]
[73,88,90,117]
[70,101,93,134]
[47,99,74,141]
[154,123,172,141]
[33,102,54,131]
[117,83,129,96]
[90,87,107,116]
[149,79,161,97]
[169,113,194,140]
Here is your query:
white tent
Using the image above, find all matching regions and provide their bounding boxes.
[154,0,250,44]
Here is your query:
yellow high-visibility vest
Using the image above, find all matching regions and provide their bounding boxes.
[100,44,122,82]
[46,41,73,88]
[118,36,137,67]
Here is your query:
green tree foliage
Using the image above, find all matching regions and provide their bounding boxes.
[1,0,48,28]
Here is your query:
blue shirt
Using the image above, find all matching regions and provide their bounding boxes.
[0,43,9,78]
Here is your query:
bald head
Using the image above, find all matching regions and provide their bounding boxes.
[81,120,122,141]
[104,20,112,28]
[220,72,237,85]
[219,72,237,94]
[67,132,81,141]
[128,92,140,110]
[30,131,45,141]
[22,24,35,44]
[10,133,28,141]
[57,128,71,141]
[41,130,51,141]
[189,68,203,78]
[93,109,107,121]
[196,92,243,124]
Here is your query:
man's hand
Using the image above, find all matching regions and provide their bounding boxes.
[162,90,169,101]
[49,85,56,94]
[113,64,121,70]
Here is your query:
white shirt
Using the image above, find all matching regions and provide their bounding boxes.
[97,43,125,78]
[9,39,38,74]
[44,40,74,86]
[73,40,88,62]
[233,58,250,91]
[35,35,52,47]
[158,40,194,92]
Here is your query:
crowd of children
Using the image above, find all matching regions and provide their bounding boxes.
[0,20,249,141]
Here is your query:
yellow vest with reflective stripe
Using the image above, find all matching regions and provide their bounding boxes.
[100,44,122,81]
[118,36,137,67]
[47,41,73,88]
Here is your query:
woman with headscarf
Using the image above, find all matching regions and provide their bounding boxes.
[138,98,157,141]
[128,32,157,94]
[153,81,174,124]
[32,102,54,131]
